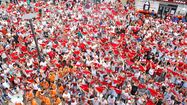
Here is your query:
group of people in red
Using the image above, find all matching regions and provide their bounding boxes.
[0,0,187,104]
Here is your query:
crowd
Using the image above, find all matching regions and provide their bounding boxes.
[0,0,187,105]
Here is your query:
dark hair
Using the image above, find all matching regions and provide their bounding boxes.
[171,95,175,100]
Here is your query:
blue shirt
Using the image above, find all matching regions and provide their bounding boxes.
[182,17,186,22]
[183,82,187,88]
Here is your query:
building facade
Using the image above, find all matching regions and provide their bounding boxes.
[135,0,187,18]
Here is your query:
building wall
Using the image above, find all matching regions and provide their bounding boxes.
[135,0,187,16]
[176,4,187,16]
[135,0,159,13]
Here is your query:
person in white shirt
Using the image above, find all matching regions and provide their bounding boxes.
[71,98,77,105]
[107,95,115,105]
[62,91,71,103]
[93,97,100,105]
[2,79,10,89]
[101,98,108,105]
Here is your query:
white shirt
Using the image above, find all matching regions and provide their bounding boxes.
[101,99,108,105]
[149,69,154,75]
[135,72,140,78]
[33,83,39,90]
[107,96,115,105]
[40,61,47,66]
[2,82,10,89]
[62,92,71,101]
[71,101,77,105]
[1,53,7,59]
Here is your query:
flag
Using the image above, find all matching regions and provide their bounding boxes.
[138,84,146,89]
[148,88,158,96]
[114,88,122,94]
[80,84,89,92]
[126,60,134,66]
[95,86,105,93]
[146,99,155,105]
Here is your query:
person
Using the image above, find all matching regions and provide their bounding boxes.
[93,97,100,105]
[101,98,108,105]
[182,16,186,22]
[62,91,71,104]
[53,95,61,105]
[44,97,51,105]
[58,84,64,94]
[131,84,138,95]
[31,98,38,105]
[25,90,34,102]
[151,10,154,17]
[13,0,19,4]
[107,95,115,105]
